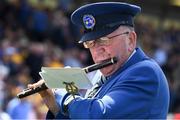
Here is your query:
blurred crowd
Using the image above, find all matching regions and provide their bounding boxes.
[0,0,179,119]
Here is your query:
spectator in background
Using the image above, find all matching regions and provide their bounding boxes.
[29,7,49,42]
[0,110,11,120]
[25,42,45,82]
[0,64,10,120]
[63,48,83,67]
[6,84,36,120]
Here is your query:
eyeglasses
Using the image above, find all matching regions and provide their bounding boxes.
[83,31,129,48]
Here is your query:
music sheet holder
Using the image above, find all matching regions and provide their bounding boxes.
[39,67,93,89]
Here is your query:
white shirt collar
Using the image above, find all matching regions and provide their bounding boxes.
[126,49,136,62]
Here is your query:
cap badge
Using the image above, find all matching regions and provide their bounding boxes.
[83,15,95,30]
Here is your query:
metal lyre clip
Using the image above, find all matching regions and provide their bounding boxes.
[63,82,78,99]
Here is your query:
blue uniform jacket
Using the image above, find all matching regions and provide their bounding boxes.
[46,48,170,119]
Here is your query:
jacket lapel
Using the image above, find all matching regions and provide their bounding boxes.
[97,47,149,98]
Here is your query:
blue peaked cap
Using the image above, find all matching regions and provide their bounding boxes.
[71,2,141,43]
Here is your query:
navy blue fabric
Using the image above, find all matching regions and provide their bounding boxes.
[71,2,141,42]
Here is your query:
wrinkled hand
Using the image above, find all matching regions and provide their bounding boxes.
[28,79,48,97]
[28,79,45,89]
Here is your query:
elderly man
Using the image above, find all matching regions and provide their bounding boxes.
[28,2,169,119]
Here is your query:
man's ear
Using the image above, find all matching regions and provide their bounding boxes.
[128,31,137,52]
